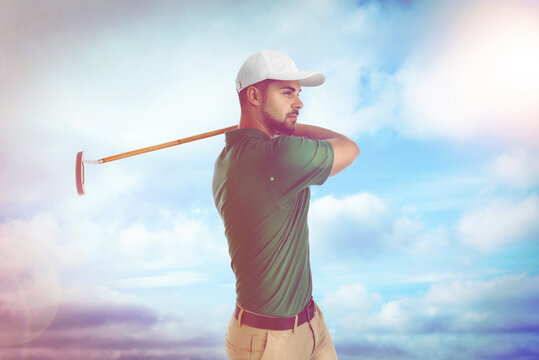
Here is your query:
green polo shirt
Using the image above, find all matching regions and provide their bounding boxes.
[212,128,334,317]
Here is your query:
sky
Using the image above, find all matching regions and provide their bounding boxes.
[0,0,538,359]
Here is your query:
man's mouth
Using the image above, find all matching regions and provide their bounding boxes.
[287,112,299,118]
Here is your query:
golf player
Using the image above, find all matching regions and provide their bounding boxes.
[212,50,359,359]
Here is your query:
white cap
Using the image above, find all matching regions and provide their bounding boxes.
[235,50,325,93]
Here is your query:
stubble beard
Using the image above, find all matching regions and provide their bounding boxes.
[262,109,295,135]
[261,100,296,135]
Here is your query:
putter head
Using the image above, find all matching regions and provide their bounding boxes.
[76,151,85,195]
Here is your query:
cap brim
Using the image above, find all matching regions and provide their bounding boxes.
[269,71,325,87]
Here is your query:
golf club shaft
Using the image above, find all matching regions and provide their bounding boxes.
[97,125,237,163]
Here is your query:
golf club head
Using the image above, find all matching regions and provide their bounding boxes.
[76,151,85,195]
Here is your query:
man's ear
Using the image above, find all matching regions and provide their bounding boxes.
[246,85,262,106]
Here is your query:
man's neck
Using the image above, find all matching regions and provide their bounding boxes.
[239,113,274,138]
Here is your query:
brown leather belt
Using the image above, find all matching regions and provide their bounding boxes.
[234,298,316,330]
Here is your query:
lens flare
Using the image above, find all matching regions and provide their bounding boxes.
[0,241,61,347]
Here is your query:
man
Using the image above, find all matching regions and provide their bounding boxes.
[212,50,359,360]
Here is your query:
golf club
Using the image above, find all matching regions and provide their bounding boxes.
[76,125,237,195]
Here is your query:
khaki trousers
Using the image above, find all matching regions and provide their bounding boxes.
[225,302,338,360]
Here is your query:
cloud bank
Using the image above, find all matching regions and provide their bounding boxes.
[326,274,539,360]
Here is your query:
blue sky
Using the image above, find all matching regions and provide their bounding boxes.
[1,0,538,359]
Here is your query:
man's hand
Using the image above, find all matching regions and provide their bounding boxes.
[292,124,359,176]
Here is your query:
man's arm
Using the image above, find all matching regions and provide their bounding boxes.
[292,124,359,177]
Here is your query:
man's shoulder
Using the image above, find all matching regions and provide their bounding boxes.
[269,135,331,170]
[271,134,307,149]
[270,135,328,156]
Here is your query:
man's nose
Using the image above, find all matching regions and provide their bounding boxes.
[293,97,303,110]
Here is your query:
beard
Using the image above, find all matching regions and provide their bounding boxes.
[261,103,297,135]
[262,109,295,135]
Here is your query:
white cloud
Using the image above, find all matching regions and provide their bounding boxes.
[374,300,415,332]
[112,271,210,288]
[0,214,63,347]
[487,148,539,189]
[115,213,228,270]
[395,0,539,146]
[333,273,539,338]
[323,283,382,311]
[424,273,537,308]
[310,193,389,224]
[0,209,229,350]
[457,194,539,252]
[309,193,449,257]
[309,193,390,257]
[404,272,463,284]
[385,214,449,253]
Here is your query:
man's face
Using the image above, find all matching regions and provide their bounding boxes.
[260,80,303,135]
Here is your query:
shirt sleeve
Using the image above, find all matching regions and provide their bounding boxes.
[268,135,334,201]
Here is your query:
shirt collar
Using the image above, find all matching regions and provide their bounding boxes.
[225,127,271,144]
